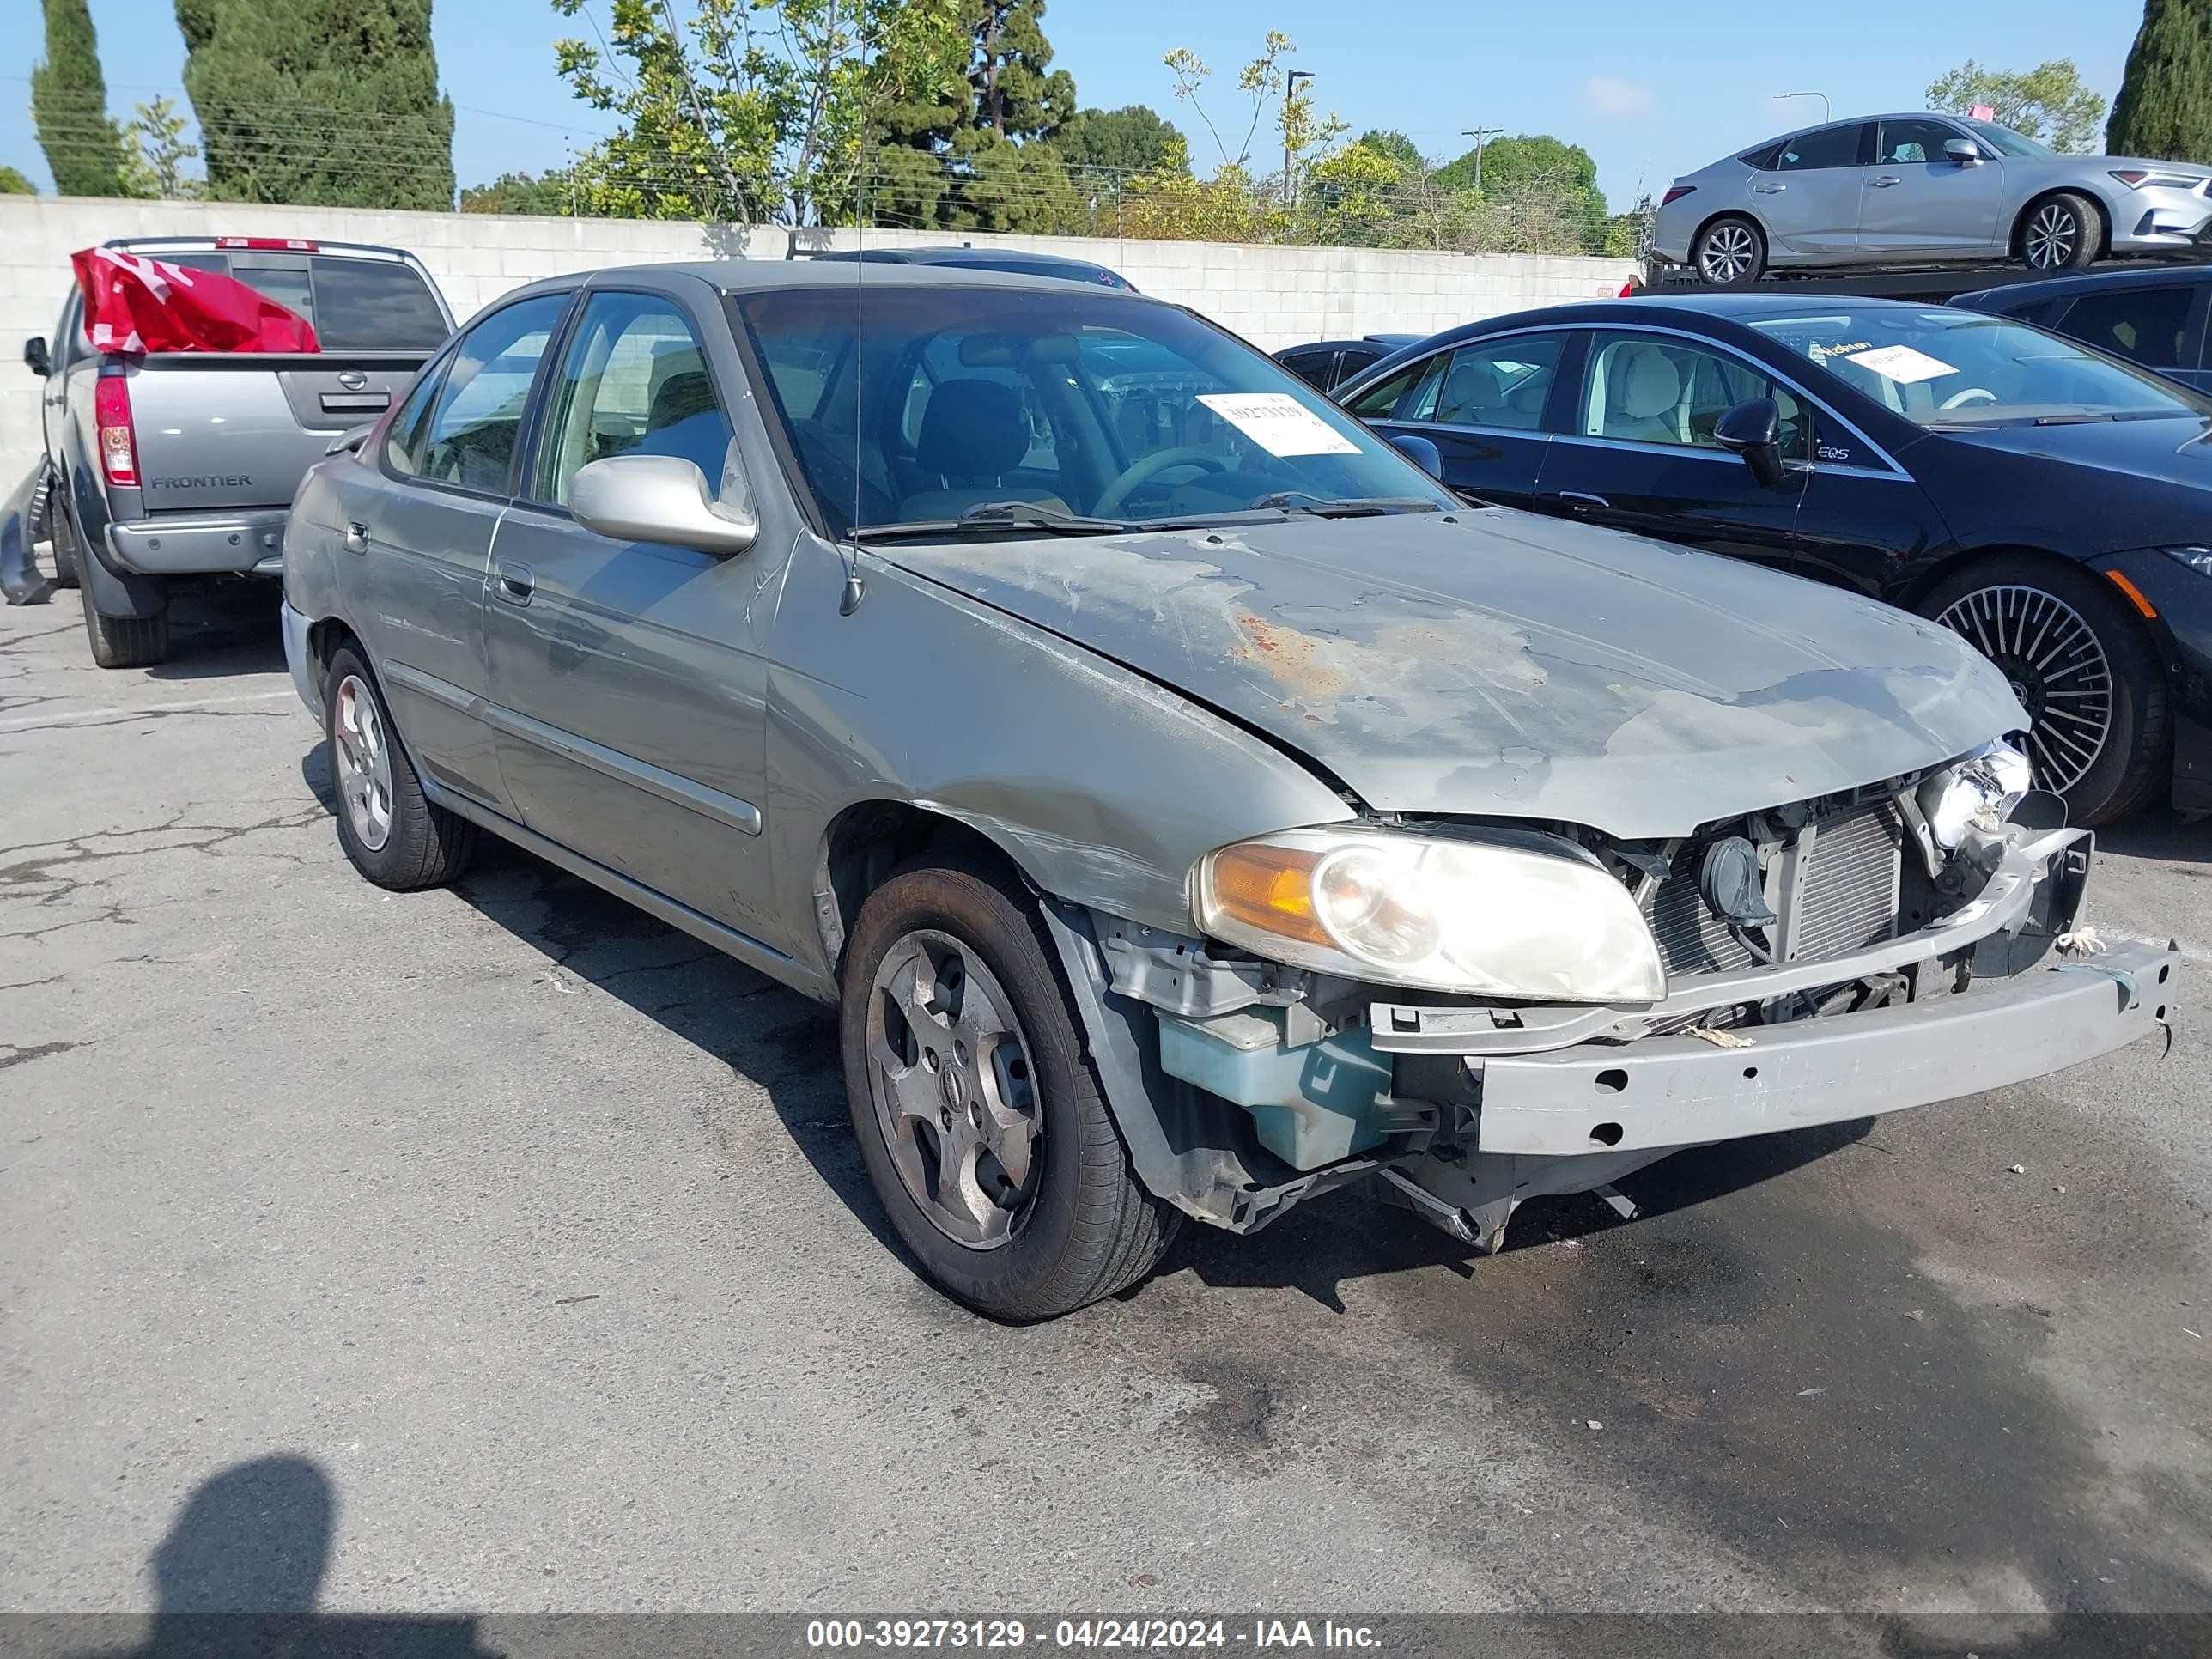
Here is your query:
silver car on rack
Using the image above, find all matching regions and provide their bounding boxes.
[1655,112,2212,284]
[281,259,2175,1321]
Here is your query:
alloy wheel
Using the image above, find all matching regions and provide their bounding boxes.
[1936,584,2113,793]
[2024,204,2079,270]
[1698,222,1759,284]
[865,928,1042,1249]
[331,674,396,852]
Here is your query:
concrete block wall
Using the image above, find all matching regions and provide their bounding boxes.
[0,194,1633,487]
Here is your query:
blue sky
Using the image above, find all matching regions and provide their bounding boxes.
[3,0,2148,211]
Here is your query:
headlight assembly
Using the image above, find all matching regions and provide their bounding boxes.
[1194,829,1667,1004]
[2162,545,2212,578]
[1916,738,2033,850]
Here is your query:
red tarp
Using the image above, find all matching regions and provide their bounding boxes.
[70,246,319,355]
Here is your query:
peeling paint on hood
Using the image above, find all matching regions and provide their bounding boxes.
[875,507,2027,840]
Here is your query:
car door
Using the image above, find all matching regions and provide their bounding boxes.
[1860,118,2008,257]
[348,292,572,813]
[1531,328,1806,572]
[481,281,785,947]
[1352,332,1568,509]
[1785,410,1953,599]
[2051,283,2209,388]
[1750,121,1874,258]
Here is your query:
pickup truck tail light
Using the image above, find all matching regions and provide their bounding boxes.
[94,375,139,488]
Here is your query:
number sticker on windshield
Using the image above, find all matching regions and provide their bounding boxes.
[1197,392,1362,456]
[1840,344,1958,385]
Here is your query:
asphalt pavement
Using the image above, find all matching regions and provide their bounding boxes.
[3,583,2208,1624]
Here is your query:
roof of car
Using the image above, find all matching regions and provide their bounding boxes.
[509,259,1147,299]
[1954,264,2212,310]
[812,246,1115,270]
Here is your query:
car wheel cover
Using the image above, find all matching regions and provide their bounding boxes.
[2025,204,2078,269]
[1936,584,2113,793]
[331,674,396,852]
[866,927,1042,1250]
[1698,222,1758,283]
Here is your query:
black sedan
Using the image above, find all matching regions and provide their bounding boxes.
[1953,264,2212,392]
[1336,294,2212,823]
[1273,334,1423,392]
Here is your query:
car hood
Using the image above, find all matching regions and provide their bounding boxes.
[874,508,2023,840]
[1925,414,2212,546]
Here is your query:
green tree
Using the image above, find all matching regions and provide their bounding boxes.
[1051,106,1181,179]
[1926,58,2106,152]
[32,0,126,197]
[1433,133,1608,249]
[970,1,1075,141]
[0,165,36,194]
[2108,0,2212,164]
[1356,128,1425,175]
[177,0,456,208]
[957,130,1079,230]
[120,96,203,199]
[553,0,969,233]
[460,169,586,215]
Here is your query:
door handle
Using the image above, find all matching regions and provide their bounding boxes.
[343,521,369,554]
[1553,490,1611,511]
[1751,183,1786,194]
[494,561,535,605]
[1869,175,1902,187]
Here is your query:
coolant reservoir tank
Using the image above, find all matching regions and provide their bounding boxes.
[1156,1006,1395,1170]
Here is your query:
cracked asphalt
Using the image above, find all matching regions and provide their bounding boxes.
[2,584,2209,1625]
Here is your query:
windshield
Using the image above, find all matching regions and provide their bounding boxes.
[1750,307,2212,427]
[1961,119,2053,158]
[732,284,1451,537]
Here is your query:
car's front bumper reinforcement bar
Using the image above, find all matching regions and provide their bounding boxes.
[1468,938,2179,1157]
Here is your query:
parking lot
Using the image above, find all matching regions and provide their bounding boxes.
[2,584,2208,1618]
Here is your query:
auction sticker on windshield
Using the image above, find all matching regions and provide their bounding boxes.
[1198,392,1362,456]
[1841,344,1957,385]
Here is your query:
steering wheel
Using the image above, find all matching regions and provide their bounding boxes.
[1940,387,1999,410]
[1091,447,1228,516]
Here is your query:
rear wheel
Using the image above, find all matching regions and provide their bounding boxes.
[840,858,1178,1321]
[1692,216,1766,285]
[38,489,78,588]
[76,572,167,668]
[1919,556,2167,826]
[323,646,477,890]
[2019,193,2101,271]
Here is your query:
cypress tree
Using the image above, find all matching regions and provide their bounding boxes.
[32,0,127,197]
[2109,0,2212,165]
[176,0,456,209]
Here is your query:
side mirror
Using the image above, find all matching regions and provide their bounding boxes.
[1943,137,1984,167]
[23,337,50,378]
[570,453,757,557]
[327,422,375,456]
[1714,397,1786,489]
[1387,433,1443,479]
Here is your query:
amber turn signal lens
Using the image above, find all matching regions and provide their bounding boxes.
[1205,842,1330,945]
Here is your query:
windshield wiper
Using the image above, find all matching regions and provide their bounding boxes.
[854,501,1133,542]
[1247,490,1439,517]
[2033,411,2118,425]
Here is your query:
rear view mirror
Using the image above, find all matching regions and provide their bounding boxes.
[1944,138,1984,166]
[570,454,758,557]
[1714,398,1785,488]
[23,337,50,378]
[1388,433,1443,479]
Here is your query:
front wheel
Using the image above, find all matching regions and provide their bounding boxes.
[1692,216,1766,285]
[2019,193,2102,271]
[840,858,1178,1321]
[1920,556,2168,826]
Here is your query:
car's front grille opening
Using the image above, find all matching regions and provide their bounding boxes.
[1642,802,1905,981]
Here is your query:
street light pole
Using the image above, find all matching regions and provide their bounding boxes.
[1285,69,1315,210]
[1775,90,1831,124]
[1461,126,1503,193]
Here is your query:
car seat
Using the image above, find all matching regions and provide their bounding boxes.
[1597,342,1686,443]
[897,380,1067,520]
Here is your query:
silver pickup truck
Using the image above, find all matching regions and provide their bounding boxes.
[22,236,452,666]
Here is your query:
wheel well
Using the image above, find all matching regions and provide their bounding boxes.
[302,616,362,708]
[2011,189,2111,259]
[1691,207,1761,252]
[815,801,1025,975]
[1899,544,2174,671]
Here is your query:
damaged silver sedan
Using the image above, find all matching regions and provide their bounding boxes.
[280,261,2178,1320]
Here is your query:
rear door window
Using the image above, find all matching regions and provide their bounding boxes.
[1778,124,1869,170]
[415,295,568,495]
[2057,286,2195,370]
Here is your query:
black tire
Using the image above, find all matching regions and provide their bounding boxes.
[39,488,78,588]
[2018,192,2102,272]
[840,857,1179,1321]
[76,569,167,668]
[1918,555,2168,827]
[323,645,477,890]
[1692,215,1766,285]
